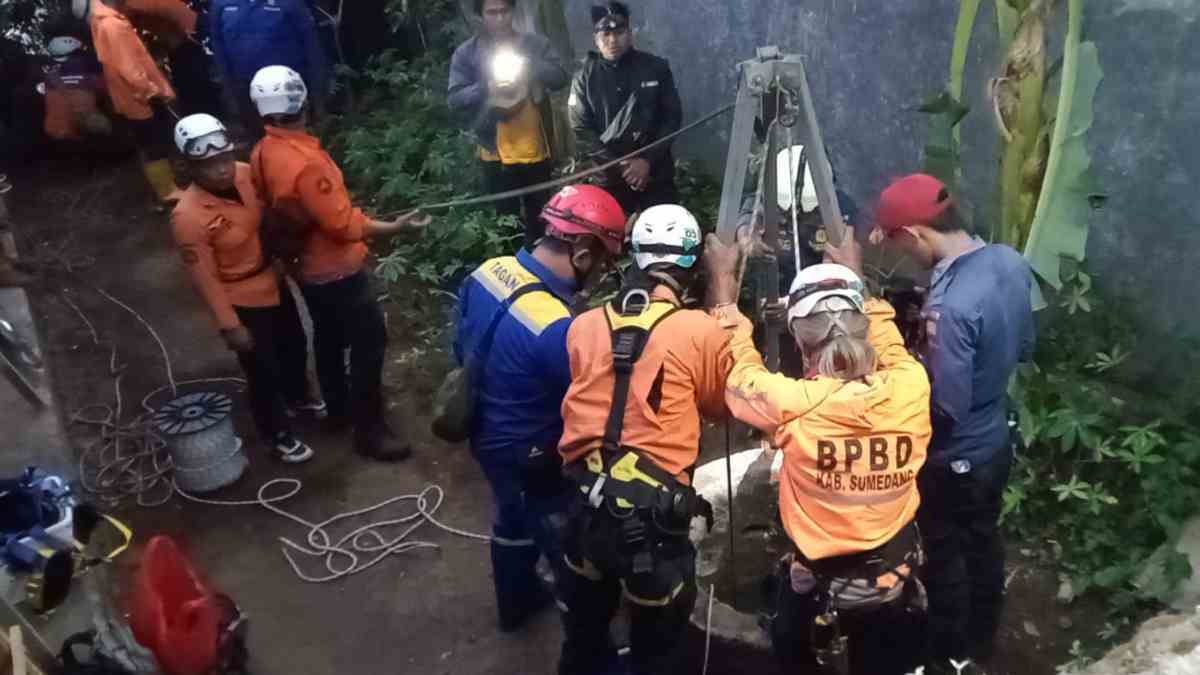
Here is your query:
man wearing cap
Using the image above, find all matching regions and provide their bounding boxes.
[448,0,570,247]
[568,1,683,216]
[873,174,1035,673]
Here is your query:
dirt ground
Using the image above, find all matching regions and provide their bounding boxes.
[5,154,1110,674]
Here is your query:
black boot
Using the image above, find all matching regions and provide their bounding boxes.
[354,421,412,462]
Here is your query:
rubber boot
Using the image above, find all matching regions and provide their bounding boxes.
[353,420,412,462]
[141,158,178,205]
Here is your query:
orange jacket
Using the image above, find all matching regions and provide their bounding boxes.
[90,0,175,121]
[559,286,734,482]
[171,162,280,330]
[124,0,198,47]
[43,63,105,140]
[718,298,931,561]
[250,126,369,284]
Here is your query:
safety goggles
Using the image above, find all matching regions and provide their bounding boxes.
[787,277,865,310]
[183,131,234,160]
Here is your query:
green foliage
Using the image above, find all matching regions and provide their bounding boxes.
[1,0,51,45]
[1024,35,1104,289]
[329,40,726,292]
[1005,266,1200,623]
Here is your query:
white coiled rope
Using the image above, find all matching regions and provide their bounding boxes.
[67,286,492,583]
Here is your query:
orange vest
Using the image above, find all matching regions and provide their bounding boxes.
[89,1,175,121]
[559,286,734,482]
[171,163,279,330]
[718,298,932,561]
[250,126,369,284]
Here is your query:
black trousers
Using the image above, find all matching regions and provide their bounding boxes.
[128,111,173,161]
[769,565,925,675]
[169,41,221,118]
[299,270,387,430]
[232,288,310,440]
[480,159,554,248]
[917,450,1013,664]
[558,505,697,675]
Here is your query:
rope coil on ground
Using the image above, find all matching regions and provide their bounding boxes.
[64,285,492,582]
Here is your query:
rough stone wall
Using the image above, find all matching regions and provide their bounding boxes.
[561,0,1200,402]
[1077,607,1200,675]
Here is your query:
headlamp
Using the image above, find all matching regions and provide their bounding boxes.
[490,49,526,86]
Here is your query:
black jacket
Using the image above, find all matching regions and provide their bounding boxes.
[568,49,682,184]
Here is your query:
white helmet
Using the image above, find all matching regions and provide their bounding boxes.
[71,0,90,20]
[776,144,832,214]
[249,66,308,118]
[47,37,83,61]
[630,204,703,270]
[174,114,234,160]
[786,263,866,325]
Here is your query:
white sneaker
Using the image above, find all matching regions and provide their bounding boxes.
[271,431,315,464]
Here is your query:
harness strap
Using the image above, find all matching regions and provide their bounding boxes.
[600,298,679,454]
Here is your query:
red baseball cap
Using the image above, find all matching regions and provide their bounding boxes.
[875,173,953,234]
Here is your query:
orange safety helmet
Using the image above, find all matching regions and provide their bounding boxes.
[541,185,626,255]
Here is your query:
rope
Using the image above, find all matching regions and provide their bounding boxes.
[64,286,493,582]
[702,583,715,675]
[383,101,738,217]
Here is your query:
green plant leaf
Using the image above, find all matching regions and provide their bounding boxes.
[1024,18,1104,289]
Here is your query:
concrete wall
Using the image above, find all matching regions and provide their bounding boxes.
[562,0,1200,400]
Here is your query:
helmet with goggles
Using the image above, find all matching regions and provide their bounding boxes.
[786,263,866,326]
[174,114,234,160]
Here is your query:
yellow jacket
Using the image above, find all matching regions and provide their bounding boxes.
[717,298,931,560]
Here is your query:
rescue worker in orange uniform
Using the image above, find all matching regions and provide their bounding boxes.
[170,113,320,463]
[121,0,220,117]
[704,227,931,675]
[39,32,113,143]
[556,204,733,675]
[248,65,430,462]
[87,0,178,204]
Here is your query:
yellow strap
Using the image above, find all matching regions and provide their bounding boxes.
[98,514,133,562]
[620,579,685,607]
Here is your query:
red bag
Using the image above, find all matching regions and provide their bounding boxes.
[128,536,226,675]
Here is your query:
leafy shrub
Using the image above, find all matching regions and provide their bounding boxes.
[1005,263,1200,621]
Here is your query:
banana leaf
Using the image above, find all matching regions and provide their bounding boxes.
[950,0,983,146]
[919,91,971,186]
[1024,1,1103,290]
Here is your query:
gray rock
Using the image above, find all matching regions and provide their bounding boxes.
[1075,607,1200,675]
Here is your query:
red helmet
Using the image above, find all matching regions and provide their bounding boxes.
[541,185,626,255]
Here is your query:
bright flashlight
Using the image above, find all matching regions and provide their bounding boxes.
[490,49,527,86]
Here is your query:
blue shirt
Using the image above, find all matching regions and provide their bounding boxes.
[453,249,576,453]
[920,240,1035,466]
[209,0,328,93]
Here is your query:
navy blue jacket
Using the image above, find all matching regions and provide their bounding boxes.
[919,240,1035,466]
[453,249,576,454]
[209,0,328,95]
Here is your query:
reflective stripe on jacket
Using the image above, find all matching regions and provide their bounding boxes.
[250,125,368,284]
[454,250,576,453]
[171,162,279,330]
[90,0,175,121]
[559,286,733,482]
[719,298,931,561]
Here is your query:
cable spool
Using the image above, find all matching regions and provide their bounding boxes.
[151,392,247,493]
